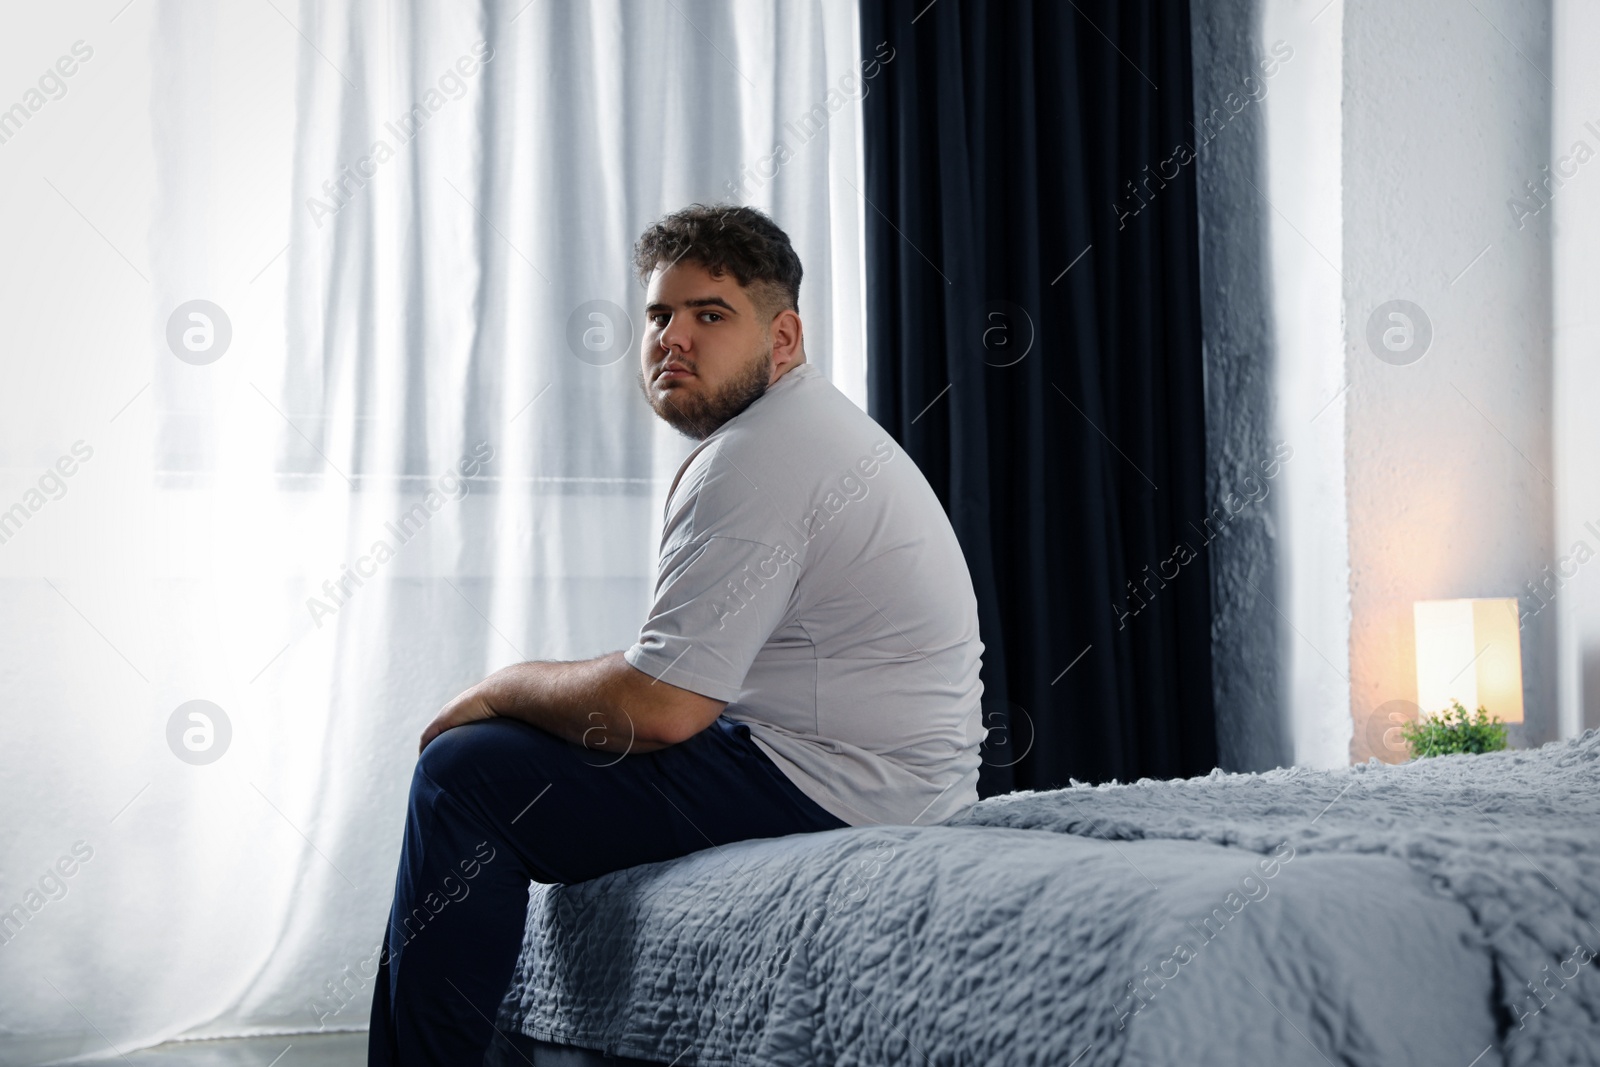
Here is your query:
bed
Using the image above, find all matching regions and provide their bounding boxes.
[488,730,1600,1066]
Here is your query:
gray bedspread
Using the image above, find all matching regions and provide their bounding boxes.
[499,731,1600,1066]
[953,729,1600,1065]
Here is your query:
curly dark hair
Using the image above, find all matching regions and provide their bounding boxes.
[633,204,803,318]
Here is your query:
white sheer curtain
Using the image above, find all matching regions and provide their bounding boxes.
[0,0,865,1057]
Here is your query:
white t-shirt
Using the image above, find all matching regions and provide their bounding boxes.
[624,361,987,826]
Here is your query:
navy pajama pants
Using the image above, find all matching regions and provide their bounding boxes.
[366,714,849,1065]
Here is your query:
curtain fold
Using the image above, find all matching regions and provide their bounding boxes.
[859,0,1216,793]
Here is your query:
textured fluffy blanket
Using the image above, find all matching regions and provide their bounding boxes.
[949,729,1600,1066]
[501,732,1599,1065]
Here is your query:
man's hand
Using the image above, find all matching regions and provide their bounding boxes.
[419,684,497,754]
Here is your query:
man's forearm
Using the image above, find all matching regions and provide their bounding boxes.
[472,652,672,754]
[419,649,726,755]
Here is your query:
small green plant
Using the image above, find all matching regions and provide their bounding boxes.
[1400,700,1508,758]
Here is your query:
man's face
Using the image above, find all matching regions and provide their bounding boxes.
[637,260,775,440]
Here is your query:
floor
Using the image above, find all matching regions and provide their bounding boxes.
[90,1034,368,1066]
[67,1031,625,1067]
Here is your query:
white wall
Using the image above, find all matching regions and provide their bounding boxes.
[1551,0,1600,737]
[1342,0,1555,755]
[1261,0,1350,768]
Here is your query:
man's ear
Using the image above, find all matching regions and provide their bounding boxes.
[769,307,804,377]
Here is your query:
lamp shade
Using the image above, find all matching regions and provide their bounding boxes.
[1413,598,1524,723]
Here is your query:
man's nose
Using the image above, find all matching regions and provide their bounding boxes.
[658,317,691,355]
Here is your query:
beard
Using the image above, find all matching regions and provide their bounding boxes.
[637,343,774,441]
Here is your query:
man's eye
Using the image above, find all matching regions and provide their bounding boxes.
[699,312,722,323]
[650,314,670,327]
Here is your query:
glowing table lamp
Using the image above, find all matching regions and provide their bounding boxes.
[1413,598,1524,722]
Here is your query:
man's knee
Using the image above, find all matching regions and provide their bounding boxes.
[415,720,507,793]
[415,717,573,797]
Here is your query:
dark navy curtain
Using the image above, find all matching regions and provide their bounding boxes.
[859,0,1216,793]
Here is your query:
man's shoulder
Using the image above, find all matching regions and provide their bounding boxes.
[664,372,907,553]
[716,367,895,471]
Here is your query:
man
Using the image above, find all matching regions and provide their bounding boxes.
[368,204,986,1064]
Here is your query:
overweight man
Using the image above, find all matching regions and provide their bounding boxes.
[368,204,987,1064]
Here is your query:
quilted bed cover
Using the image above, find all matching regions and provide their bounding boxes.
[496,731,1600,1066]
